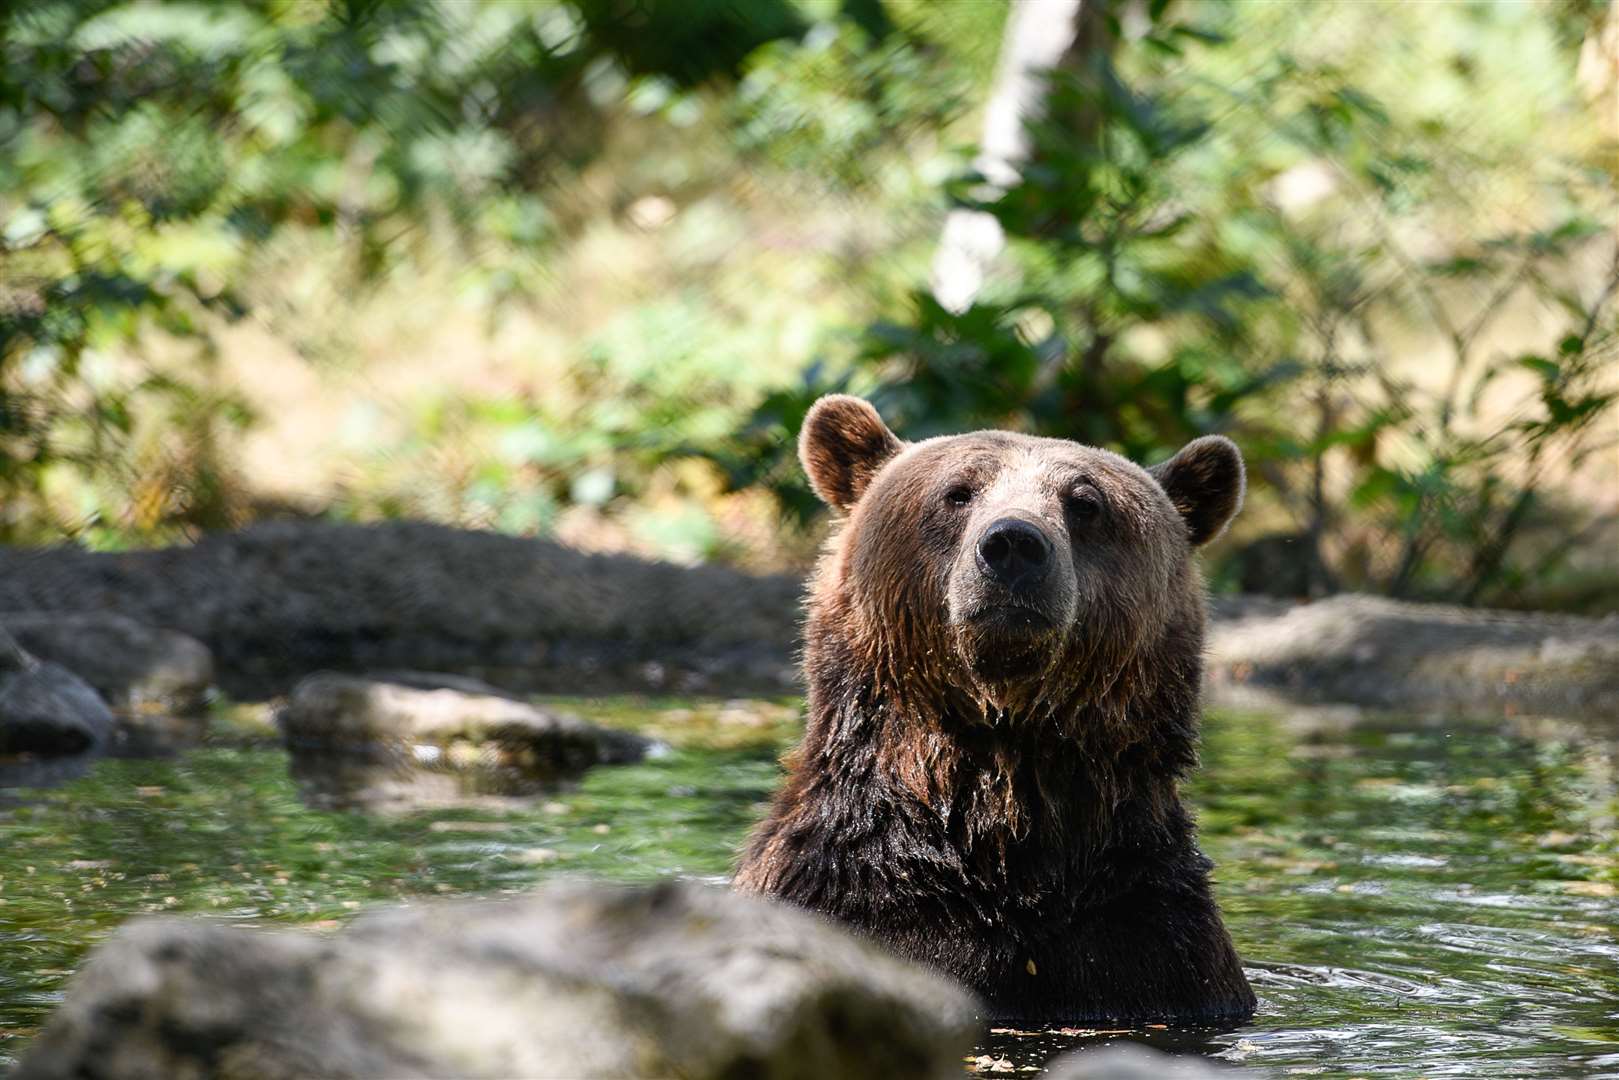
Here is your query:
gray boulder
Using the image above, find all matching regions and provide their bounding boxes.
[0,627,116,757]
[2,611,214,715]
[0,521,802,698]
[278,672,657,810]
[16,879,983,1080]
[1208,593,1619,717]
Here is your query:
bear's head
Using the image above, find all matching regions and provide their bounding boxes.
[800,394,1243,719]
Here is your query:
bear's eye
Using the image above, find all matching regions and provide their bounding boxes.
[944,484,975,508]
[1066,484,1103,520]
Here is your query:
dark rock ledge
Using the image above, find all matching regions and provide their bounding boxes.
[2,522,1615,717]
[2,611,213,716]
[0,521,801,699]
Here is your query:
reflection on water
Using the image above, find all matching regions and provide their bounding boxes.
[1196,711,1619,1078]
[1,700,1616,1076]
[284,739,614,812]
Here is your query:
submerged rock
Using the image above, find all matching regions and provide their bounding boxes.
[278,672,656,810]
[0,628,117,757]
[1045,1043,1244,1077]
[16,879,982,1080]
[1,611,214,716]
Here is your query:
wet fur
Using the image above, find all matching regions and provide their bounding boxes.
[734,399,1255,1025]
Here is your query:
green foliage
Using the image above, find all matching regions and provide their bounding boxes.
[1,0,978,554]
[708,5,1300,522]
[1,0,1614,604]
[1,0,564,541]
[734,21,966,186]
[291,4,983,558]
[710,0,1618,605]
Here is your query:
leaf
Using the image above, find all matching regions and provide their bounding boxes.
[1142,35,1185,59]
[1334,85,1390,125]
[1349,468,1400,509]
[1170,24,1229,46]
[1427,255,1493,278]
[1517,355,1560,381]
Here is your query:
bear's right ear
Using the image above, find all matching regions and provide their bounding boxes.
[799,395,904,512]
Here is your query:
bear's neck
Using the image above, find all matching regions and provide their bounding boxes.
[801,613,1205,858]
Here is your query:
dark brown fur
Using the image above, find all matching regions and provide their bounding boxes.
[734,396,1256,1025]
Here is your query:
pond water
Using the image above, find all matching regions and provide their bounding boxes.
[1,698,1616,1077]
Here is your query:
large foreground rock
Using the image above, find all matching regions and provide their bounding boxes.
[16,879,982,1080]
[1208,594,1619,717]
[279,672,657,810]
[0,628,116,757]
[2,612,213,715]
[0,522,800,698]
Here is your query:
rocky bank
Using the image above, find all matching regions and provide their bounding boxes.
[4,522,1616,718]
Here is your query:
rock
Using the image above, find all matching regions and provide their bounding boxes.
[0,750,103,793]
[1045,1043,1243,1078]
[1,612,214,715]
[15,879,983,1080]
[5,521,1614,715]
[0,628,117,757]
[360,669,529,700]
[277,672,658,810]
[279,671,653,764]
[1207,594,1619,717]
[0,521,802,698]
[1223,531,1334,599]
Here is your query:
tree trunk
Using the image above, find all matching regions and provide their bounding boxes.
[930,0,1089,313]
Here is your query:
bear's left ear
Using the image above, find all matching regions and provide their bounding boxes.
[799,394,904,512]
[1148,435,1245,547]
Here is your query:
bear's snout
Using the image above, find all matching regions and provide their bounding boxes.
[975,517,1053,592]
[948,509,1079,681]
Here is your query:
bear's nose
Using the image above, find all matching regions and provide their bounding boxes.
[975,518,1053,591]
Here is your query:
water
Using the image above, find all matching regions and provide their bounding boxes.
[1,698,1615,1076]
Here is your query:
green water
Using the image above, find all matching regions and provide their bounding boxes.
[2,699,1616,1077]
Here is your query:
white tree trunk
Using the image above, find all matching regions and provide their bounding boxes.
[930,0,1085,313]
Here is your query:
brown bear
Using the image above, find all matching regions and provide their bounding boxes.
[733,394,1256,1026]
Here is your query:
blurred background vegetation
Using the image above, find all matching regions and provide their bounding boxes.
[2,0,1616,610]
